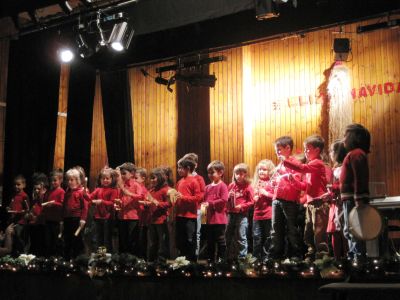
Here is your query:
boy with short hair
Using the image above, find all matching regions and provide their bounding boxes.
[268,136,303,261]
[175,157,202,261]
[281,135,329,260]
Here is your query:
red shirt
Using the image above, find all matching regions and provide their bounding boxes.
[253,179,273,220]
[193,173,206,200]
[9,191,29,224]
[273,157,302,202]
[117,179,143,220]
[149,185,171,224]
[175,176,202,219]
[227,182,254,215]
[63,187,89,221]
[340,148,369,201]
[204,181,228,224]
[138,183,151,226]
[90,187,119,220]
[42,187,65,222]
[283,158,328,203]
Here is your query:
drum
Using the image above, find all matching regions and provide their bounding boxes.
[349,204,383,240]
[200,203,208,225]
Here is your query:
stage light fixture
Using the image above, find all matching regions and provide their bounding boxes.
[108,21,134,51]
[333,38,350,61]
[155,76,170,86]
[59,48,74,63]
[255,0,280,20]
[76,33,94,58]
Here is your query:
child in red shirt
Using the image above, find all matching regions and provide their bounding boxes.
[175,157,202,261]
[63,168,89,260]
[135,167,150,259]
[226,163,254,260]
[145,168,171,262]
[203,160,228,262]
[268,136,303,261]
[327,140,348,259]
[281,135,329,260]
[42,169,65,257]
[7,175,29,255]
[116,162,144,254]
[183,153,206,257]
[340,124,371,262]
[90,167,119,253]
[252,159,275,262]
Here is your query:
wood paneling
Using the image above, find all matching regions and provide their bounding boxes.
[129,65,178,183]
[209,48,244,182]
[0,39,9,181]
[89,74,108,189]
[53,63,69,170]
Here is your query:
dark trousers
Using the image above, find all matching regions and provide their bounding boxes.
[12,224,27,255]
[148,222,170,262]
[269,199,302,259]
[206,224,226,261]
[45,221,63,257]
[118,219,138,254]
[28,224,46,257]
[175,217,197,261]
[94,219,114,252]
[253,219,272,260]
[63,217,84,260]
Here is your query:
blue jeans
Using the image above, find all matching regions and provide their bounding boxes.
[343,200,366,258]
[253,219,271,260]
[196,209,201,256]
[269,199,302,259]
[226,213,248,259]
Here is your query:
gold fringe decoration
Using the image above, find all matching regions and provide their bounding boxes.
[327,62,353,143]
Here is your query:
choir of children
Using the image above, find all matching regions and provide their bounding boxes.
[3,123,371,265]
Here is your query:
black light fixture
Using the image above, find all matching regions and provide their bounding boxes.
[108,21,134,51]
[76,32,94,58]
[333,38,350,61]
[255,0,280,20]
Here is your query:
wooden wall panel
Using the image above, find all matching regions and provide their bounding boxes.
[129,65,177,183]
[53,63,69,170]
[89,74,108,189]
[0,39,9,183]
[209,48,244,182]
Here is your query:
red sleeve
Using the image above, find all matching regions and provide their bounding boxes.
[102,188,119,207]
[240,185,255,212]
[89,188,99,200]
[283,158,322,174]
[122,182,144,205]
[209,184,228,210]
[181,179,202,203]
[52,189,64,207]
[80,191,89,221]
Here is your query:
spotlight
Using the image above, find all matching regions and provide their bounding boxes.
[255,0,279,20]
[76,33,94,58]
[333,38,350,61]
[108,21,134,51]
[59,49,74,63]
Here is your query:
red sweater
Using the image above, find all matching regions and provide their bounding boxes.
[273,157,303,202]
[227,182,254,215]
[193,173,206,198]
[175,176,202,219]
[340,148,369,201]
[117,179,143,220]
[149,185,171,224]
[90,187,119,220]
[138,183,151,226]
[204,181,228,224]
[42,187,65,222]
[283,158,328,204]
[9,191,29,224]
[63,187,89,221]
[253,179,274,220]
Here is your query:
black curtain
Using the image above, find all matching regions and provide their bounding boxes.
[3,30,61,207]
[64,61,96,178]
[176,68,211,182]
[100,70,134,167]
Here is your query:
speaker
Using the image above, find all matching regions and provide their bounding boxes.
[333,38,350,53]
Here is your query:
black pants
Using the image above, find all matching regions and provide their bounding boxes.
[118,219,138,254]
[206,224,226,261]
[175,217,197,261]
[45,221,63,257]
[94,219,114,252]
[252,219,271,260]
[28,224,45,257]
[148,222,169,262]
[63,217,84,260]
